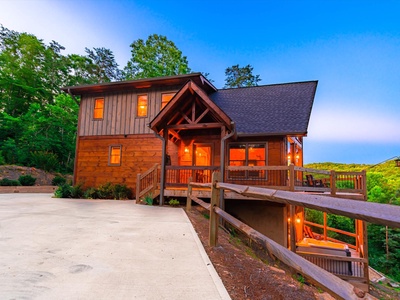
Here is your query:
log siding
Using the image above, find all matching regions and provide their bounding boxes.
[74,134,162,191]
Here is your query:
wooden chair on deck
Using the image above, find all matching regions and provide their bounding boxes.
[304,225,322,240]
[305,174,325,187]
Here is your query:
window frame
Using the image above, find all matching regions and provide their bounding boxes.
[161,92,176,110]
[93,98,105,120]
[228,142,267,179]
[108,145,122,166]
[137,94,148,117]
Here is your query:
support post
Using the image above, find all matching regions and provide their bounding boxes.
[136,173,141,204]
[186,177,193,211]
[289,163,295,191]
[289,205,296,252]
[323,212,327,241]
[210,171,221,247]
[330,170,337,196]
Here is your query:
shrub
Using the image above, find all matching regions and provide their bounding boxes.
[54,183,73,198]
[18,175,36,186]
[70,183,85,198]
[141,194,153,205]
[52,175,66,186]
[83,187,99,199]
[0,178,21,186]
[168,199,180,207]
[96,182,115,199]
[113,184,132,200]
[54,183,84,198]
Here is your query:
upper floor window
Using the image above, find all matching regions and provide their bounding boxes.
[109,145,122,166]
[94,98,104,119]
[161,93,175,109]
[137,94,148,117]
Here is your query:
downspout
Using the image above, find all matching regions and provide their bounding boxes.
[220,122,236,208]
[154,131,165,206]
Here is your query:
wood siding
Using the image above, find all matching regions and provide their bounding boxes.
[79,86,180,136]
[75,134,162,191]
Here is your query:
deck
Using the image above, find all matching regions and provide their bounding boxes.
[137,164,367,201]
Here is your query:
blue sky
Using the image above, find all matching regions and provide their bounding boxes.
[1,0,399,164]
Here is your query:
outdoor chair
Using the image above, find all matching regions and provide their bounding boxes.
[305,174,325,187]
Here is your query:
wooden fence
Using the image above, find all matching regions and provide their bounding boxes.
[186,171,400,299]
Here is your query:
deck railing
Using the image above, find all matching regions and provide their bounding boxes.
[137,164,367,200]
[225,165,366,198]
[135,164,160,201]
[185,172,383,299]
[165,166,220,187]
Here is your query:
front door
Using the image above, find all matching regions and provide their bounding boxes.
[194,144,213,182]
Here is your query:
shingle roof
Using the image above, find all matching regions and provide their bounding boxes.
[210,81,318,136]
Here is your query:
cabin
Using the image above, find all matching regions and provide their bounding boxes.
[63,73,369,291]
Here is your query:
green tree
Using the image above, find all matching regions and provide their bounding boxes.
[124,34,190,79]
[85,47,122,82]
[224,64,261,88]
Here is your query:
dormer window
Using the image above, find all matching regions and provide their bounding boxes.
[137,94,148,117]
[94,98,104,119]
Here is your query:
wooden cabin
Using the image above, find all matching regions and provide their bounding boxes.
[63,72,318,246]
[64,73,370,291]
[63,73,316,193]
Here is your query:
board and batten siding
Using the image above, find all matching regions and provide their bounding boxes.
[79,86,180,136]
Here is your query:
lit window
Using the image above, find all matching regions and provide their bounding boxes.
[109,146,121,166]
[161,93,175,109]
[228,143,266,178]
[137,94,148,117]
[94,98,104,119]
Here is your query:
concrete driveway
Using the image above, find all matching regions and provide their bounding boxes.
[0,194,230,300]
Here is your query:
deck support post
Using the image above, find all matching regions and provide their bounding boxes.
[186,177,193,211]
[330,170,337,196]
[210,171,221,247]
[289,205,296,252]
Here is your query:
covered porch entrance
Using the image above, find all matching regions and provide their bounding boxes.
[148,80,234,204]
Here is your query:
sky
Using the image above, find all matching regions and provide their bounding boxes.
[1,0,400,165]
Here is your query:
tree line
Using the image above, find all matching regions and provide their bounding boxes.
[0,25,261,172]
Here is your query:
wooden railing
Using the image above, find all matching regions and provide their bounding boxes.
[165,166,220,187]
[226,165,367,198]
[185,172,390,299]
[136,164,160,201]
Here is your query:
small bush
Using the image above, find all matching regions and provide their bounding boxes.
[52,175,66,186]
[83,187,99,199]
[141,194,153,205]
[70,183,85,198]
[113,184,132,200]
[54,183,84,198]
[168,199,180,207]
[0,178,21,186]
[18,175,36,186]
[54,183,73,198]
[96,182,114,199]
